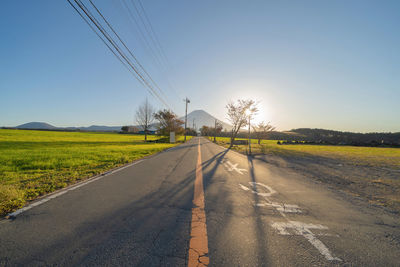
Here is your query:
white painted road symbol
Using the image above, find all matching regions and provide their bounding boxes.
[256,201,302,213]
[223,160,248,175]
[238,181,341,261]
[239,182,277,197]
[271,221,341,261]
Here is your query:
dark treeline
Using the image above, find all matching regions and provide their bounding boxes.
[283,128,400,144]
[206,128,400,147]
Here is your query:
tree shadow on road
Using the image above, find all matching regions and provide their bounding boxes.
[199,139,271,265]
[246,155,270,264]
[11,141,201,266]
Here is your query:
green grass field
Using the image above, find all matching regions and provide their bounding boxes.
[0,129,191,216]
[210,136,400,169]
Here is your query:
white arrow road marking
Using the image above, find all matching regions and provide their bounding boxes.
[271,221,341,261]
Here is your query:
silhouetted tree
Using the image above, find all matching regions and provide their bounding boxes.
[226,99,257,147]
[252,121,276,144]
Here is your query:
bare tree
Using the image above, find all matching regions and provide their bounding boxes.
[252,121,276,144]
[226,99,258,147]
[135,99,155,141]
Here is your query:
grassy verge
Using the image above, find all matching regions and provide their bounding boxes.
[0,129,192,216]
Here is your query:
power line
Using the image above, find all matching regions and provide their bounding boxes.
[87,0,168,102]
[136,0,171,69]
[67,0,153,97]
[67,0,172,110]
[120,0,164,69]
[131,0,166,69]
[131,0,183,100]
[71,0,149,91]
[118,0,179,101]
[112,0,155,66]
[66,0,131,75]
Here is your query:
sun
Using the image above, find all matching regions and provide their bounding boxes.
[222,79,277,126]
[253,104,270,125]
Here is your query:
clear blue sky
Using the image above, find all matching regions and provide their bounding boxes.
[1,0,399,132]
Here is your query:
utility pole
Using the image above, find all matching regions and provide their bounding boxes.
[184,97,190,141]
[248,114,251,154]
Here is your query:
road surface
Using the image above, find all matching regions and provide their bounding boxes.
[1,137,399,266]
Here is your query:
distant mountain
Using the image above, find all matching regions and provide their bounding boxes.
[180,110,231,130]
[14,110,231,132]
[63,125,122,132]
[81,125,122,131]
[15,122,122,132]
[16,122,57,129]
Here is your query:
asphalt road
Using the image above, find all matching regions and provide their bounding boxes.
[1,137,399,266]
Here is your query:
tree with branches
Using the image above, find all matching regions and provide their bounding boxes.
[226,99,258,147]
[252,121,276,144]
[213,121,223,142]
[135,99,155,142]
[200,126,211,136]
[154,109,184,137]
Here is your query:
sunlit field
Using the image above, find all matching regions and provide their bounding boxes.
[210,136,400,169]
[0,129,191,216]
[210,136,400,212]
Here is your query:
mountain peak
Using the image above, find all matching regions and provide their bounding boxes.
[180,110,231,130]
[16,122,57,129]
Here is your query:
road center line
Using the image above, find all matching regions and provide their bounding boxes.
[188,139,209,267]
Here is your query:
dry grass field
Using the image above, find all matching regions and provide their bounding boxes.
[211,136,400,213]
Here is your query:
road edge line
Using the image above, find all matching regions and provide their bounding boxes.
[5,159,144,219]
[5,141,191,219]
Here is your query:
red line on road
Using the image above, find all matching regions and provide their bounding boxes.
[188,139,209,267]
